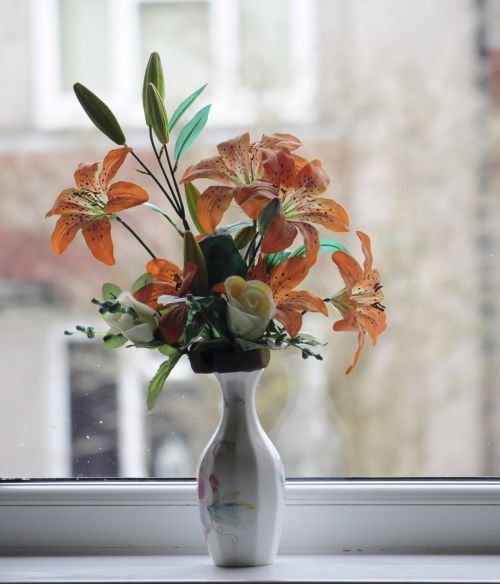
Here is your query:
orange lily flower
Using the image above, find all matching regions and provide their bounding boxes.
[181,132,301,233]
[134,258,198,344]
[234,148,349,268]
[250,255,328,337]
[331,231,387,374]
[45,148,149,265]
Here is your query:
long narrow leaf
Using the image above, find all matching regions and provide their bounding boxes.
[147,350,182,410]
[174,105,211,162]
[292,238,350,257]
[169,84,207,131]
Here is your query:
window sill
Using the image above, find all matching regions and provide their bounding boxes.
[1,553,499,583]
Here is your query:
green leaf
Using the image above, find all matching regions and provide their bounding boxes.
[147,83,169,144]
[216,220,253,235]
[292,238,350,258]
[102,283,122,301]
[131,272,153,294]
[234,225,256,250]
[144,202,184,236]
[169,83,207,131]
[174,105,211,162]
[103,334,128,349]
[73,83,126,145]
[199,233,248,287]
[184,231,209,295]
[264,250,291,271]
[147,351,182,410]
[199,297,232,341]
[184,182,206,234]
[142,52,165,125]
[257,198,282,236]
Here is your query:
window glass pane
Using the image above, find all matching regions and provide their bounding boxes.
[239,0,290,90]
[139,1,211,106]
[2,0,500,479]
[58,0,111,93]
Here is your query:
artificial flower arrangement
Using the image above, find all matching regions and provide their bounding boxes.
[46,53,387,410]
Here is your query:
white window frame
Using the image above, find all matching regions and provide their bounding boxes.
[1,480,500,553]
[31,0,317,130]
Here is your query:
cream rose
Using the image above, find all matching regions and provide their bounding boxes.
[103,291,158,343]
[225,276,275,341]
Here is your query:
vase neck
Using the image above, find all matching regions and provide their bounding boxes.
[214,370,263,432]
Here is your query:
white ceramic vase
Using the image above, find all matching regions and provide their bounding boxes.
[197,369,285,567]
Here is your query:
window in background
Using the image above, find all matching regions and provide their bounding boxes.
[58,0,111,94]
[2,0,500,479]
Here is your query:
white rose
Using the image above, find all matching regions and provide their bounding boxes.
[225,276,275,341]
[103,291,158,343]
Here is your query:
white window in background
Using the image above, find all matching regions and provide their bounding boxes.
[32,0,317,130]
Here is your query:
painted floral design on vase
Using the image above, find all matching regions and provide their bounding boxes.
[197,369,285,567]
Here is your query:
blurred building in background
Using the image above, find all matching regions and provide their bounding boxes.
[1,0,500,478]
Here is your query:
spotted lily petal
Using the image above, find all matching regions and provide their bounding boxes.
[181,156,233,185]
[217,132,252,183]
[105,181,149,213]
[50,214,88,255]
[82,217,115,265]
[197,185,234,233]
[74,162,100,192]
[99,147,133,190]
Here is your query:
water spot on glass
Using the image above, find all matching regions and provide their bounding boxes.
[51,425,56,430]
[98,420,103,424]
[86,435,90,439]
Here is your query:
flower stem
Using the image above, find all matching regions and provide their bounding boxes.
[116,216,156,259]
[148,127,182,214]
[129,150,181,216]
[163,147,188,229]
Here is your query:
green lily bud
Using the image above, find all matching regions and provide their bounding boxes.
[73,83,126,145]
[143,52,165,125]
[184,182,206,234]
[147,83,170,145]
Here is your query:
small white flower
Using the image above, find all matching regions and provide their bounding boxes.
[103,291,158,343]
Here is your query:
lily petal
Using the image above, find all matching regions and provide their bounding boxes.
[234,181,277,220]
[345,331,366,375]
[292,197,349,232]
[50,213,87,255]
[197,185,234,233]
[279,289,328,316]
[356,230,373,273]
[134,283,180,310]
[269,256,309,299]
[258,133,301,152]
[181,156,233,185]
[261,213,298,254]
[217,132,252,183]
[332,306,359,333]
[105,181,149,213]
[358,306,387,345]
[74,162,99,192]
[146,258,183,281]
[159,303,188,344]
[45,188,94,217]
[295,222,320,268]
[332,251,364,289]
[262,148,297,189]
[295,159,330,195]
[82,217,115,265]
[99,147,133,190]
[274,304,302,338]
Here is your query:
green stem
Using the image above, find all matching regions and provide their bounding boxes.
[148,127,182,214]
[163,147,190,232]
[129,150,180,215]
[115,216,156,259]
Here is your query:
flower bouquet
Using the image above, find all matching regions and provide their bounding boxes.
[45,52,387,566]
